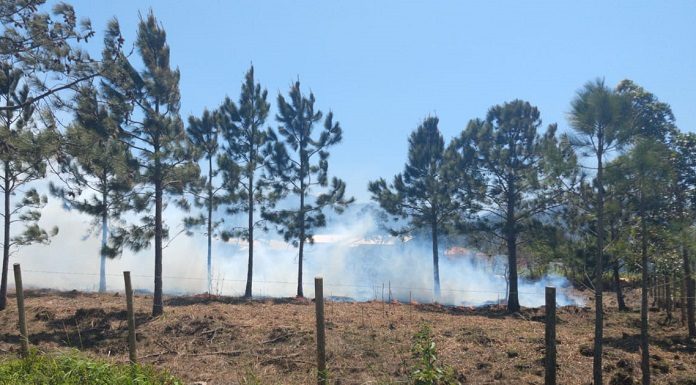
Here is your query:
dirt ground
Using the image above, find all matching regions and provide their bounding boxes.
[0,287,695,385]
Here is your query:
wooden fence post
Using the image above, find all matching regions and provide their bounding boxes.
[13,264,28,357]
[123,271,137,365]
[409,290,412,322]
[545,286,557,385]
[315,277,327,385]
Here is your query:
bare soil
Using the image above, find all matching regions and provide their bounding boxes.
[0,288,695,384]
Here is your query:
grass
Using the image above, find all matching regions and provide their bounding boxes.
[0,350,182,385]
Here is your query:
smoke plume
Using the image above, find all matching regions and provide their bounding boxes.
[8,191,583,307]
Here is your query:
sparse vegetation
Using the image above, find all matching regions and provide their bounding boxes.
[0,350,181,385]
[0,288,693,385]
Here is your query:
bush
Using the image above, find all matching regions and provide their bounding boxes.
[0,350,182,385]
[410,324,459,385]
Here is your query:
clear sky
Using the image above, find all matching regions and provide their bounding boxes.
[68,0,696,202]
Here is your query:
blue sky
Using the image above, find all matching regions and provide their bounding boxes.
[69,0,696,202]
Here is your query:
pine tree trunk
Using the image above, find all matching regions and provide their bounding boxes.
[656,275,666,310]
[245,168,254,298]
[684,246,696,337]
[666,274,673,323]
[594,146,605,385]
[507,228,519,312]
[297,176,305,298]
[207,155,213,294]
[431,219,440,300]
[613,260,627,311]
[99,191,108,293]
[640,194,650,385]
[153,166,164,316]
[506,177,519,313]
[0,166,10,311]
[652,275,658,308]
[681,273,687,325]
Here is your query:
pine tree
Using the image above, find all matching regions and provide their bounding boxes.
[569,79,632,385]
[369,116,482,299]
[461,100,577,312]
[265,81,353,297]
[672,132,696,338]
[101,12,198,316]
[185,108,227,294]
[611,140,673,385]
[0,62,59,310]
[1,0,93,310]
[50,84,135,293]
[217,66,278,298]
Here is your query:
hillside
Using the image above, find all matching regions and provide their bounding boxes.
[0,289,694,384]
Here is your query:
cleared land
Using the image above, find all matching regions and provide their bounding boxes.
[0,288,694,384]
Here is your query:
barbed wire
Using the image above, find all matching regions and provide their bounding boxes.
[15,268,566,297]
[14,267,693,300]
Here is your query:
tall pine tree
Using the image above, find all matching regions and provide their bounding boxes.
[0,62,59,310]
[50,83,135,292]
[569,79,632,385]
[217,66,278,298]
[461,100,577,312]
[265,81,352,297]
[369,116,482,298]
[186,108,226,294]
[610,139,672,385]
[102,12,198,316]
[672,132,696,338]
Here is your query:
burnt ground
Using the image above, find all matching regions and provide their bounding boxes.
[0,288,695,384]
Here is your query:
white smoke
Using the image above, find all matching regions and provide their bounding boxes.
[6,189,583,307]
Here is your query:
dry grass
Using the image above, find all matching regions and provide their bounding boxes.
[1,288,695,384]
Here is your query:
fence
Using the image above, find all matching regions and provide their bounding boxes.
[4,264,692,385]
[6,263,564,384]
[13,267,572,307]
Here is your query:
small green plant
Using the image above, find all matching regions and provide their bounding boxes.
[410,324,459,385]
[0,349,182,385]
[318,368,330,384]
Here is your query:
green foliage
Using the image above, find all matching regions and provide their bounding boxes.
[265,81,353,245]
[568,79,633,157]
[369,117,481,236]
[216,65,277,240]
[1,59,60,309]
[0,0,96,113]
[101,11,199,254]
[185,108,227,234]
[0,350,181,385]
[609,140,677,271]
[616,79,677,142]
[185,107,228,292]
[0,62,60,246]
[463,100,577,238]
[50,84,136,245]
[410,324,459,385]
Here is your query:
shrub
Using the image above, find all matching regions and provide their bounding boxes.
[410,324,459,385]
